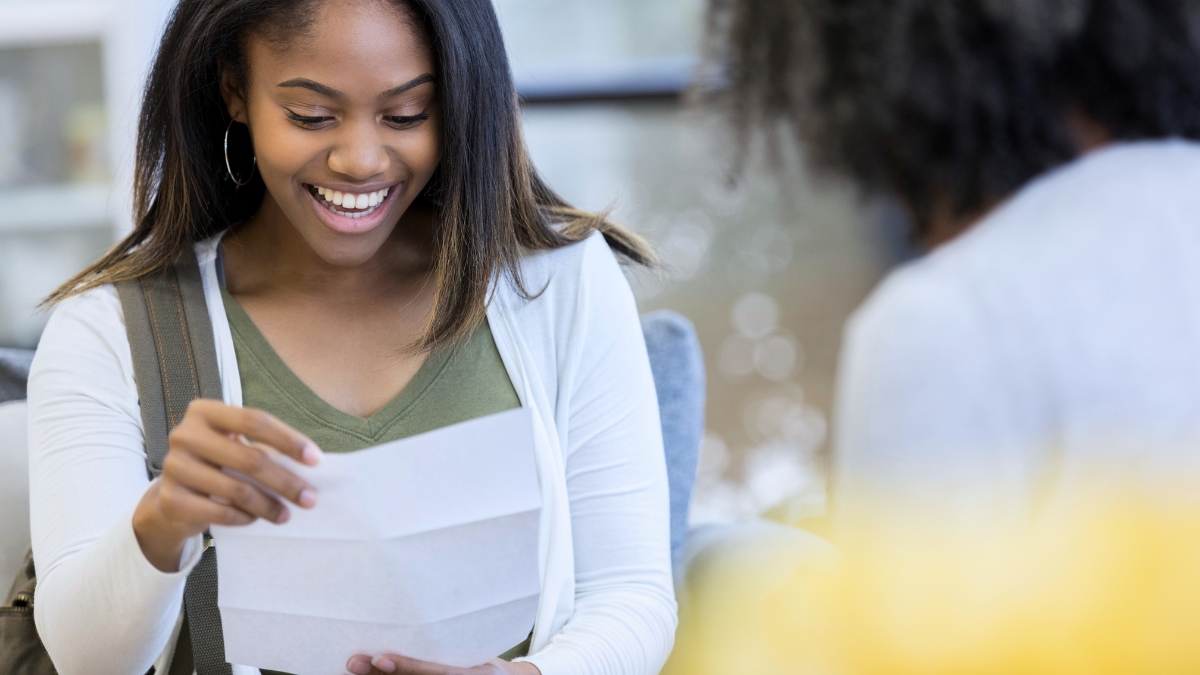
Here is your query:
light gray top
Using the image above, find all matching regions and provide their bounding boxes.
[835,140,1200,526]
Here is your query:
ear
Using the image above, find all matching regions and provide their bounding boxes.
[220,67,249,124]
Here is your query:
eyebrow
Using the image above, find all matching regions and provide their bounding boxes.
[276,74,436,100]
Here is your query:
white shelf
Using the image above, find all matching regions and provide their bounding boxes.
[514,56,700,102]
[0,183,112,234]
[0,2,112,48]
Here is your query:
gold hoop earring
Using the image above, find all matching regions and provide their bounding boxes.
[224,119,256,186]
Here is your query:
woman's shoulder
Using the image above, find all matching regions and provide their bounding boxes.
[41,284,126,343]
[500,230,628,305]
[493,231,640,340]
[31,284,132,386]
[40,235,222,354]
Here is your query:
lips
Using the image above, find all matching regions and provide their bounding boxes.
[304,182,402,234]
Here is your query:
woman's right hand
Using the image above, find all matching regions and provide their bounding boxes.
[132,399,321,572]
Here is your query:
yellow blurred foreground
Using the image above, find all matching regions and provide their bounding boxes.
[666,491,1200,675]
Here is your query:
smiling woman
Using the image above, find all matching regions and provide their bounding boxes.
[47,0,652,348]
[263,69,435,227]
[25,2,676,675]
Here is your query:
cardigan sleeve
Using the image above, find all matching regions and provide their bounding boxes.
[520,235,679,675]
[28,286,204,675]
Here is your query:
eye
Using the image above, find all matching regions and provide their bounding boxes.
[285,110,334,129]
[384,112,430,129]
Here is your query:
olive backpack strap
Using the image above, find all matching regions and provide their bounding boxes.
[0,550,57,675]
[117,245,231,675]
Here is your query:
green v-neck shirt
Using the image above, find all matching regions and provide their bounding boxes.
[220,288,521,453]
[220,290,532,668]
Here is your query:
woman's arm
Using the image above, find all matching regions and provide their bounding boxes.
[519,237,678,675]
[28,286,201,675]
[29,285,322,675]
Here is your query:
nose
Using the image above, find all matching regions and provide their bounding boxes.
[327,119,390,180]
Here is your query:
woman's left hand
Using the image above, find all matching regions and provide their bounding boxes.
[346,654,541,675]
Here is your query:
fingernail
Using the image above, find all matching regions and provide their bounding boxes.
[346,656,372,675]
[372,656,396,673]
[298,488,317,508]
[275,507,291,524]
[302,442,322,466]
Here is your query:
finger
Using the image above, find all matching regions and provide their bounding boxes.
[164,450,290,524]
[346,654,443,675]
[169,423,316,508]
[346,653,506,675]
[368,653,479,675]
[189,400,322,465]
[158,479,255,528]
[346,655,376,675]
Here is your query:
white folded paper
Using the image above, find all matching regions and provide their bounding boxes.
[210,407,542,675]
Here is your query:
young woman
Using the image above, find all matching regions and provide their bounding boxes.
[26,1,677,674]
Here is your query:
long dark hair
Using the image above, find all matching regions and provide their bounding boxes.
[49,0,654,349]
[706,0,1200,238]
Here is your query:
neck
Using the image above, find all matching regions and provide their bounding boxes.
[922,108,1114,250]
[220,192,435,301]
[1065,106,1113,155]
[922,198,998,250]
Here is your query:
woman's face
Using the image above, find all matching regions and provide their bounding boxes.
[222,0,439,266]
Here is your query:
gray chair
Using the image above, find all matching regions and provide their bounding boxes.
[639,311,705,579]
[0,348,32,403]
[0,348,33,583]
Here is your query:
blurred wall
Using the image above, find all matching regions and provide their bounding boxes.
[500,0,915,522]
[0,0,174,346]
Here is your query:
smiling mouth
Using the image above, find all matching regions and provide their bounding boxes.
[306,184,393,219]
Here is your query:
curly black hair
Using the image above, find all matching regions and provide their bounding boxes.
[706,0,1200,238]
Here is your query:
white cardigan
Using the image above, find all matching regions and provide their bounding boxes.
[28,231,677,675]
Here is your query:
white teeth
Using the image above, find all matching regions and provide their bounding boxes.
[311,185,394,216]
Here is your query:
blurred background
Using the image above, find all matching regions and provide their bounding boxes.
[0,0,914,526]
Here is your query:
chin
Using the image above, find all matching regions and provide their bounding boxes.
[302,223,398,267]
